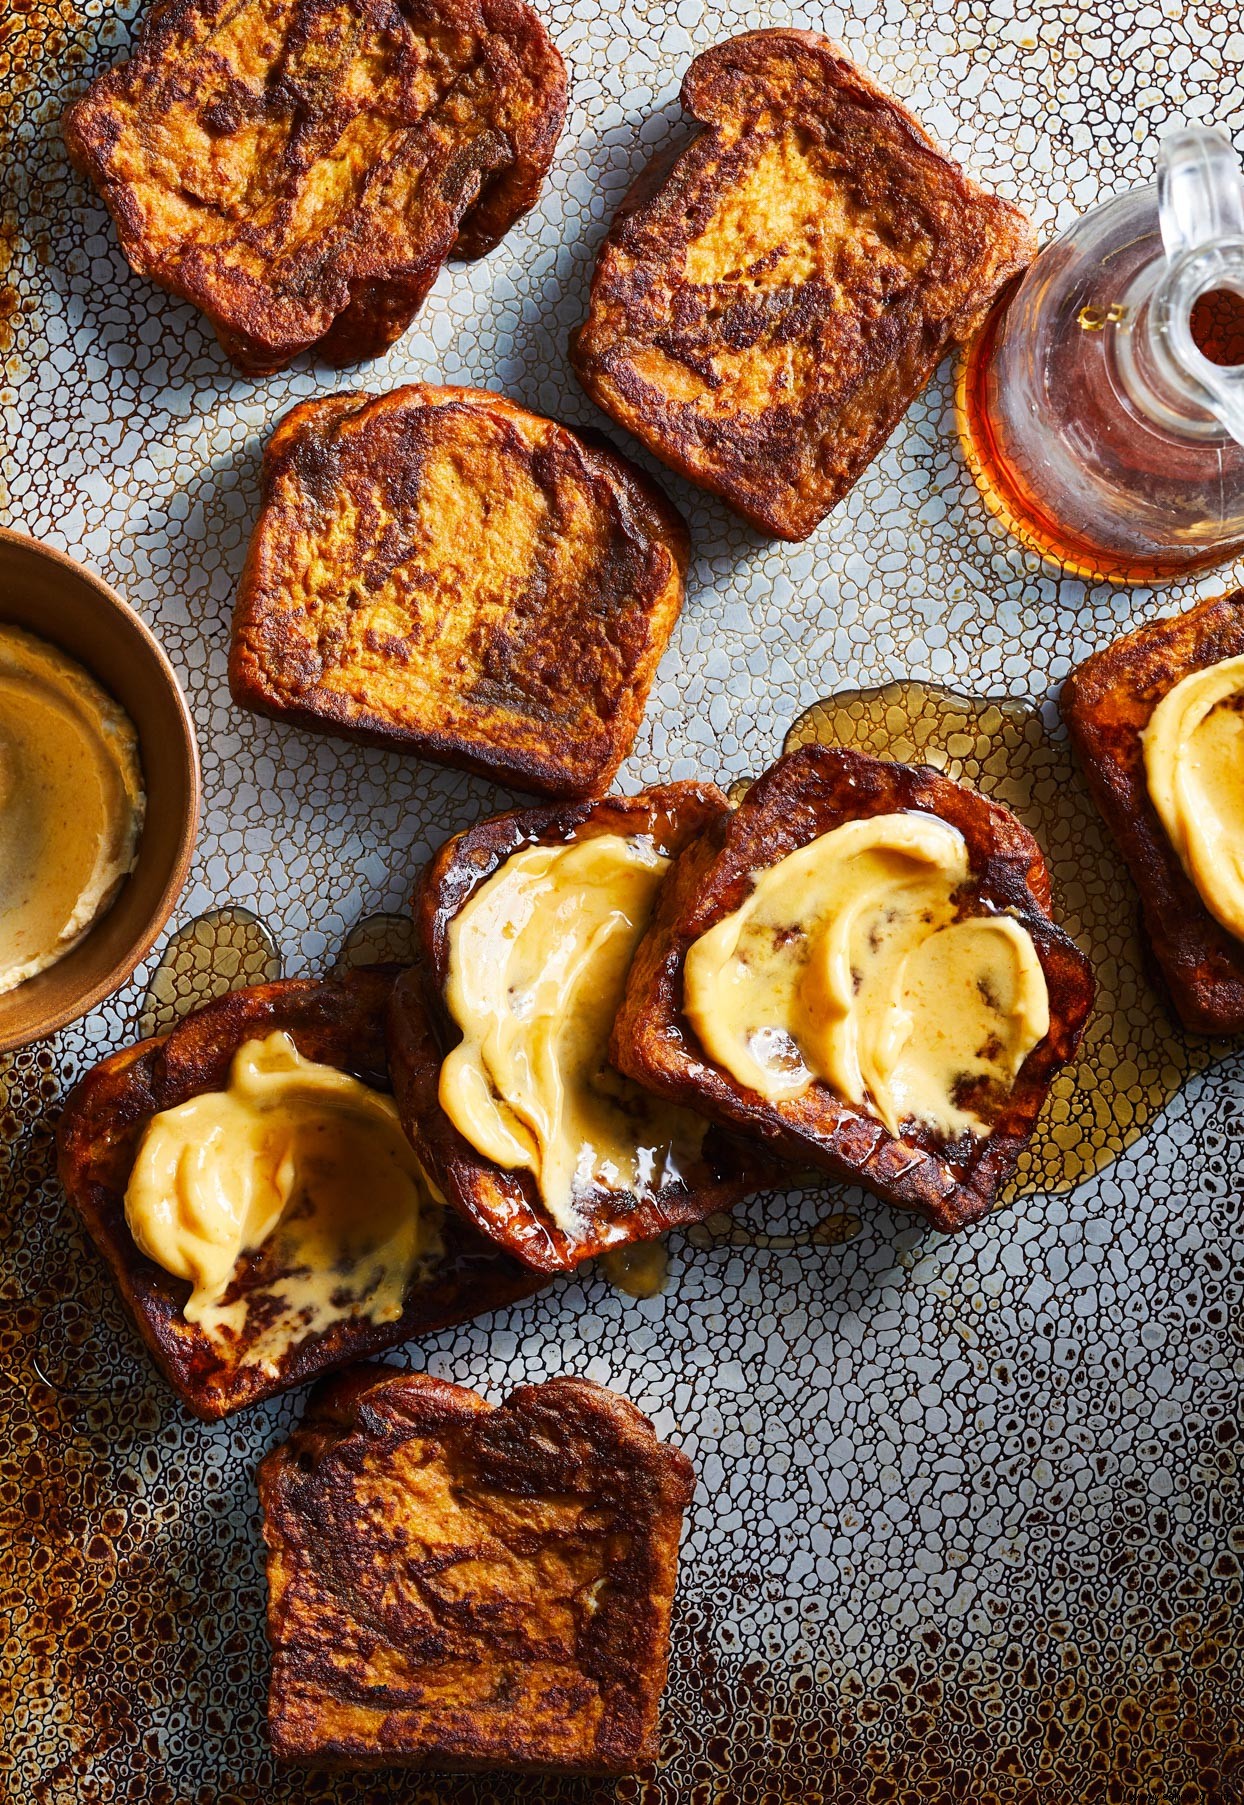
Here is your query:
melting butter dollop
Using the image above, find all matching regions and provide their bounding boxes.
[439,832,705,1234]
[1143,652,1244,944]
[0,625,144,995]
[683,812,1050,1141]
[125,1031,437,1350]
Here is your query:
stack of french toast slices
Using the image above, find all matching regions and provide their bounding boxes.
[53,0,1244,1778]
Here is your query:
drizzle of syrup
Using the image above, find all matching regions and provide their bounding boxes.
[812,1210,862,1247]
[140,905,418,1041]
[685,1199,865,1256]
[332,911,419,973]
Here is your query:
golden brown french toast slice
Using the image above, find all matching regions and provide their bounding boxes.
[1061,588,1244,1035]
[64,0,567,374]
[571,29,1036,539]
[229,386,690,799]
[611,748,1095,1231]
[55,968,545,1419]
[387,783,783,1272]
[258,1364,694,1772]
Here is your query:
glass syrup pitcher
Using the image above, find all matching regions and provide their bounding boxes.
[958,126,1244,583]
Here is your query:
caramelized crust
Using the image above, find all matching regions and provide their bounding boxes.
[55,969,545,1419]
[258,1364,694,1772]
[571,29,1036,540]
[229,386,690,799]
[1060,589,1244,1034]
[64,0,567,373]
[388,783,783,1271]
[611,748,1095,1231]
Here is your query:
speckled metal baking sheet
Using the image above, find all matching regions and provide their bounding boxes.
[3,2,1243,1799]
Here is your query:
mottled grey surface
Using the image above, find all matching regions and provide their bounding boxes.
[2,1,1243,1799]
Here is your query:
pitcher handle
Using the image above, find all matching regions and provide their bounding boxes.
[1158,126,1244,260]
[1150,126,1244,448]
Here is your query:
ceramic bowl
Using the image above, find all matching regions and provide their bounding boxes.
[0,529,200,1052]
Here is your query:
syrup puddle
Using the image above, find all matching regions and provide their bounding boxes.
[140,905,418,1041]
[599,1238,671,1298]
[139,905,282,1037]
[784,679,1228,1197]
[332,910,419,973]
[685,1202,862,1255]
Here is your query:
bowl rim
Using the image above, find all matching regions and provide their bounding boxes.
[0,527,202,1052]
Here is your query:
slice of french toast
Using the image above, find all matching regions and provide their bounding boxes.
[229,386,690,799]
[611,748,1095,1231]
[55,968,545,1419]
[64,0,567,374]
[258,1364,694,1772]
[387,783,782,1272]
[571,29,1036,540]
[1061,588,1244,1035]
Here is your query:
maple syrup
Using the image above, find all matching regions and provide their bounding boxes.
[1191,286,1244,367]
[331,910,419,972]
[139,905,281,1037]
[958,127,1244,584]
[599,1238,671,1298]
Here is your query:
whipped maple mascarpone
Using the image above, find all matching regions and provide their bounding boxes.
[683,812,1051,1141]
[125,1031,440,1359]
[1143,653,1244,944]
[0,625,145,994]
[438,832,707,1233]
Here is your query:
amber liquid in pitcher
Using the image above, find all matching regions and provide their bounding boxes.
[959,291,1244,582]
[958,129,1244,584]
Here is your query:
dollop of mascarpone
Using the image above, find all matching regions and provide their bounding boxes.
[682,811,1050,1141]
[438,832,706,1233]
[0,624,145,994]
[125,1031,436,1344]
[1143,653,1244,945]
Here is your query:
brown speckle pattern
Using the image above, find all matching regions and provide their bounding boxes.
[3,0,1244,1797]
